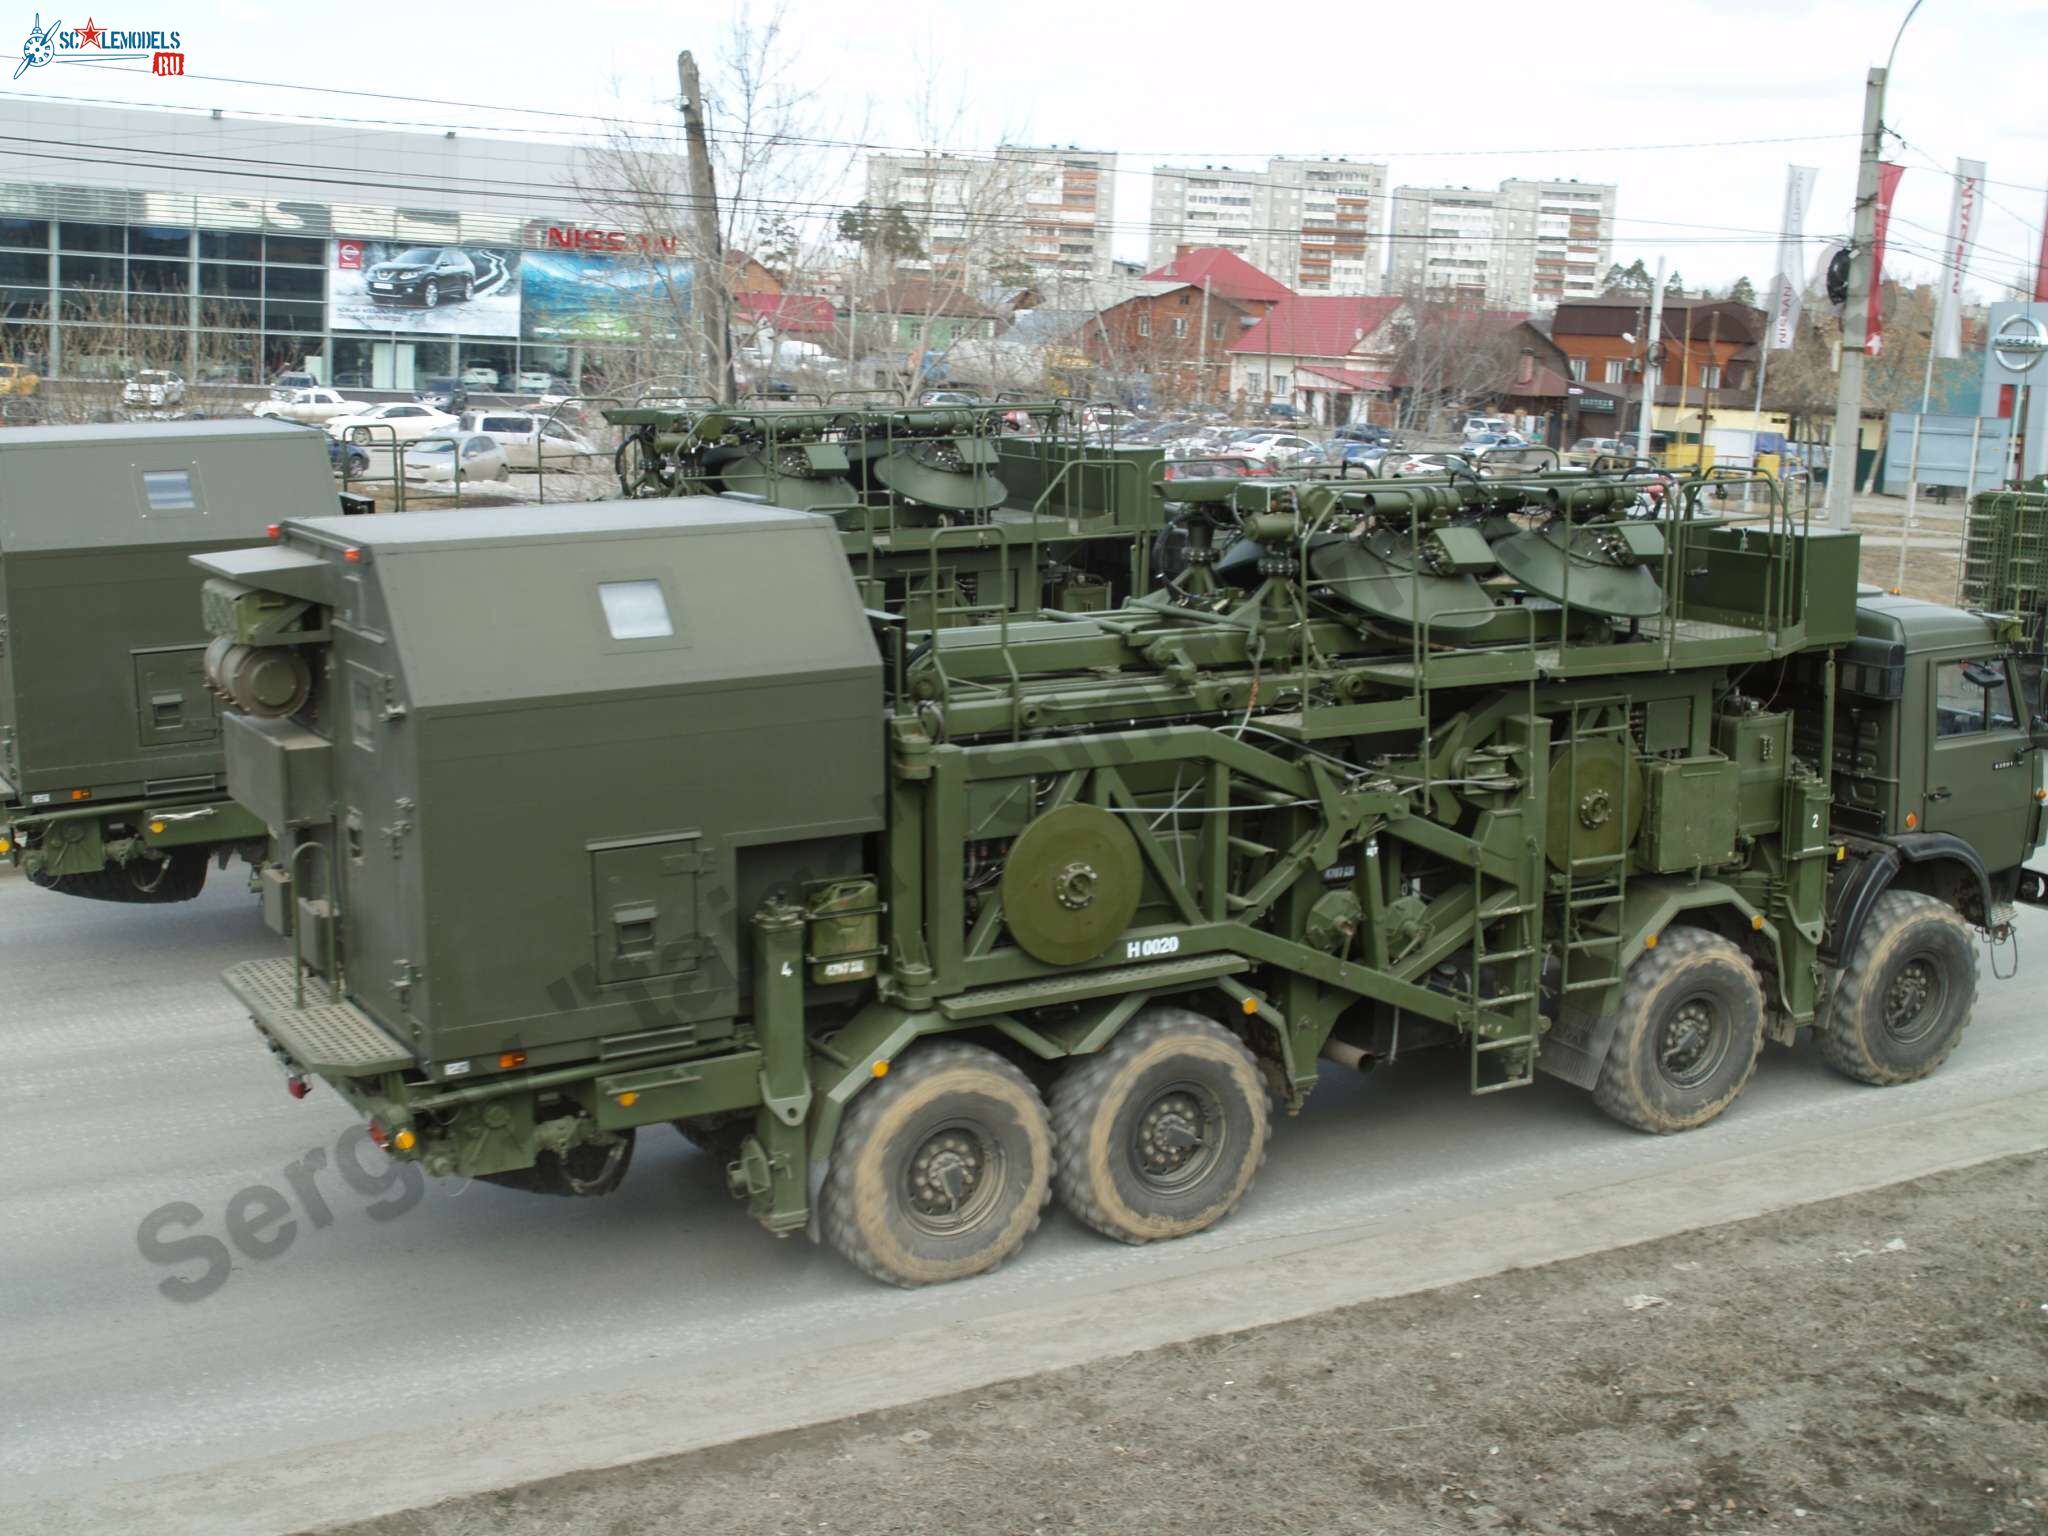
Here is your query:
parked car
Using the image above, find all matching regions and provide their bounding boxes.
[278,420,372,479]
[414,377,468,415]
[1259,401,1304,422]
[270,370,318,395]
[1161,455,1267,482]
[461,365,501,390]
[402,432,509,484]
[1466,431,1531,459]
[1235,431,1324,468]
[366,247,477,309]
[1331,422,1394,445]
[121,370,186,409]
[514,370,557,394]
[1565,436,1633,467]
[920,390,980,406]
[252,386,359,425]
[328,401,460,445]
[1383,452,1458,476]
[1462,415,1511,442]
[1335,442,1392,469]
[0,361,40,397]
[459,410,601,471]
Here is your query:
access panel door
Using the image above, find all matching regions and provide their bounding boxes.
[590,833,703,987]
[132,645,221,749]
[1923,655,2035,872]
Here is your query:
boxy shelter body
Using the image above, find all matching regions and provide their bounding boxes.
[0,418,339,899]
[203,500,884,1068]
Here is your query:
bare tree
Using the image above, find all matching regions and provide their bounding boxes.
[576,4,859,402]
[1390,291,1525,434]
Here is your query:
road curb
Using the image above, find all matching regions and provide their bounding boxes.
[17,1087,2048,1536]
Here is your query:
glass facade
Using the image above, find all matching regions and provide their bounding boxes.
[0,203,647,391]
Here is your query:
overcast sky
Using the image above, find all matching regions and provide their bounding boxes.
[6,0,2043,299]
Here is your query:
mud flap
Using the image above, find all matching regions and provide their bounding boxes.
[1537,997,1622,1091]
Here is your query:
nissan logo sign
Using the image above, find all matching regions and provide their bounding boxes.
[1992,313,2048,374]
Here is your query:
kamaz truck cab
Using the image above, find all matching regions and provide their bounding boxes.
[1831,589,2048,938]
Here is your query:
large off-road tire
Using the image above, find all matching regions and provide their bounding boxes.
[480,1130,635,1197]
[821,1040,1052,1287]
[1818,890,1977,1086]
[28,849,209,904]
[1594,927,1765,1134]
[1049,1007,1271,1244]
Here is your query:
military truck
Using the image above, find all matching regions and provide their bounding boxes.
[203,471,2046,1286]
[608,400,1165,623]
[0,420,351,900]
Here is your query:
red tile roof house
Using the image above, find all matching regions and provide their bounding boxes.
[1082,250,1293,404]
[1228,295,1411,425]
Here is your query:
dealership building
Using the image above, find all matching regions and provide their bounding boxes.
[0,99,691,391]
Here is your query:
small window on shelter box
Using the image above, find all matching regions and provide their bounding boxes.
[599,579,673,640]
[141,469,197,512]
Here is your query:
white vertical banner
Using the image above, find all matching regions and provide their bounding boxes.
[1768,165,1820,350]
[1932,158,1985,359]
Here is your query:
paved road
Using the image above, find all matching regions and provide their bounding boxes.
[3,871,2046,1512]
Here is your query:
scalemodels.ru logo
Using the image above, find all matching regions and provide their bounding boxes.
[14,13,185,79]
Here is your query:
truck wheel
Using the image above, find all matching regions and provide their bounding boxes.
[28,849,208,904]
[481,1130,635,1197]
[821,1040,1052,1287]
[1818,890,1977,1085]
[1594,927,1764,1134]
[1049,1007,1270,1244]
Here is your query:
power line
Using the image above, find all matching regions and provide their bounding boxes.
[0,130,1822,253]
[0,62,1861,174]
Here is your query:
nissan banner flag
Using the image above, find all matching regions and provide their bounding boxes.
[1866,162,1905,358]
[1768,165,1819,350]
[1932,159,1985,360]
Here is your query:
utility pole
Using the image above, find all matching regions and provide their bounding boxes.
[1826,67,1887,529]
[1635,257,1666,464]
[678,50,735,405]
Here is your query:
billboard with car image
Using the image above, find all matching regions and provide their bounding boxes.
[330,239,522,336]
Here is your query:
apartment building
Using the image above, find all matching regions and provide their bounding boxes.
[1148,158,1388,295]
[1387,178,1616,312]
[862,145,1118,283]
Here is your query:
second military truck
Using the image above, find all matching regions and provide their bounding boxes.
[0,420,351,899]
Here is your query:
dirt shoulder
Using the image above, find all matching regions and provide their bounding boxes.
[320,1152,2047,1536]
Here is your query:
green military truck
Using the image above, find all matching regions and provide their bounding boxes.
[202,473,2046,1286]
[0,419,347,900]
[609,400,1166,623]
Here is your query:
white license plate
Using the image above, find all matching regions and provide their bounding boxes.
[370,282,393,291]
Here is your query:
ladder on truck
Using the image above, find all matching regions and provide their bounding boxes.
[1555,695,1634,1015]
[1466,710,1548,1094]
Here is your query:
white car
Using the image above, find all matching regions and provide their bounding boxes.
[459,410,600,471]
[122,370,186,409]
[252,387,359,425]
[1383,452,1458,476]
[1467,432,1532,459]
[1462,416,1511,442]
[1235,431,1323,468]
[402,432,509,484]
[461,365,501,390]
[327,402,460,445]
[514,370,556,394]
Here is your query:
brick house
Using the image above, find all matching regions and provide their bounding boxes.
[1082,247,1291,404]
